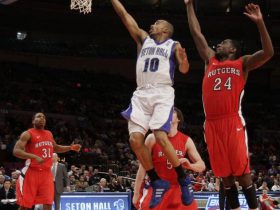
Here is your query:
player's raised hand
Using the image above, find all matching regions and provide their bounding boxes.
[70,144,82,152]
[244,3,263,23]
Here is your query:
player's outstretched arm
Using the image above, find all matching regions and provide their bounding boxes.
[111,0,147,45]
[13,131,44,163]
[175,43,190,74]
[243,3,274,72]
[53,140,81,153]
[184,0,214,62]
[180,137,205,172]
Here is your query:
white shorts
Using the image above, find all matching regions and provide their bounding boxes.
[121,85,174,135]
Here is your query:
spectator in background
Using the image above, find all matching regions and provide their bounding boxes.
[69,175,76,189]
[75,175,89,192]
[115,176,126,192]
[269,155,277,167]
[79,165,86,176]
[72,167,80,180]
[207,177,216,192]
[97,178,110,192]
[194,173,207,192]
[259,189,279,210]
[271,180,280,192]
[10,179,17,191]
[83,170,90,182]
[88,166,94,177]
[205,171,212,182]
[264,175,274,189]
[251,171,258,183]
[258,181,270,191]
[127,181,135,193]
[10,171,20,180]
[0,175,4,189]
[268,165,278,176]
[89,168,101,186]
[193,176,207,192]
[0,167,9,180]
[276,173,280,183]
[0,179,17,210]
[68,165,76,177]
[108,177,118,192]
[256,176,264,188]
[104,168,116,183]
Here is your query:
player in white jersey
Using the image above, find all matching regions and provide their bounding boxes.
[136,37,177,87]
[111,0,193,208]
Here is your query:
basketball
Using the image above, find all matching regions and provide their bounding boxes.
[0,0,18,5]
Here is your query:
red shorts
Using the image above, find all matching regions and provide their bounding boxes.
[16,166,54,208]
[138,185,198,210]
[204,115,250,177]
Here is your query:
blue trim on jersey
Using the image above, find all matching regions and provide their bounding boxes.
[159,106,174,133]
[142,36,149,44]
[152,37,171,45]
[121,103,132,121]
[169,42,177,83]
[137,36,149,60]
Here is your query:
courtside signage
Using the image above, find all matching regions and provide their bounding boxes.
[60,192,131,210]
[205,194,248,210]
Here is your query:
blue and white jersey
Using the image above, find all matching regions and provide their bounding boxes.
[136,36,177,88]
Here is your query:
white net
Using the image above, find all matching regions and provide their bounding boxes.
[70,0,92,14]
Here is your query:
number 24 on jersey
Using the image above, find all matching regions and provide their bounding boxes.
[213,77,232,91]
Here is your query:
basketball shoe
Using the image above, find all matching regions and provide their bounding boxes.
[149,179,170,208]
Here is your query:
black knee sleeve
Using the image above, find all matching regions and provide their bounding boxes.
[225,185,240,209]
[242,184,258,209]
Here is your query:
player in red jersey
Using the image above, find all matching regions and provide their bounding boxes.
[185,0,274,209]
[13,112,81,210]
[133,107,205,210]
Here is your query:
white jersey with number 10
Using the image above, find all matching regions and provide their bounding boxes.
[136,36,177,88]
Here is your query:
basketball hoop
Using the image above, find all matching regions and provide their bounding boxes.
[70,0,92,14]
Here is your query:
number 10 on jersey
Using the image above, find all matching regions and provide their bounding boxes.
[143,58,159,72]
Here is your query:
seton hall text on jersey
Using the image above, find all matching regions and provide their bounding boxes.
[140,47,168,58]
[34,141,53,148]
[207,67,240,78]
[158,150,183,157]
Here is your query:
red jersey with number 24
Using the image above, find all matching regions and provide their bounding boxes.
[25,128,55,170]
[202,57,246,119]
